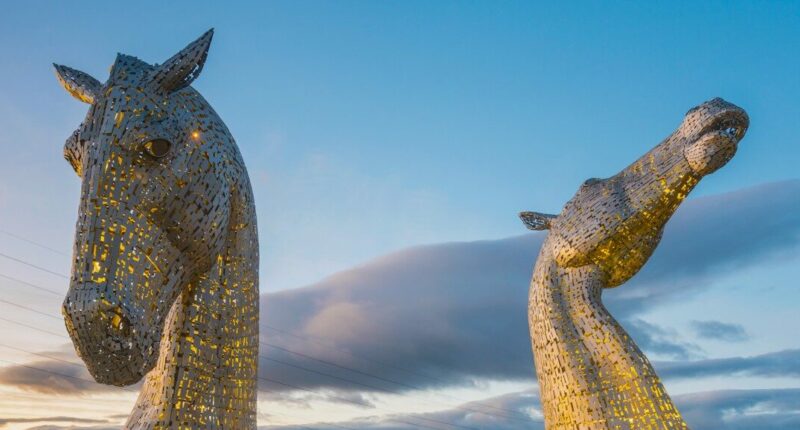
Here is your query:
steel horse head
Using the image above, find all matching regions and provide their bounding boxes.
[520,97,748,429]
[55,30,259,428]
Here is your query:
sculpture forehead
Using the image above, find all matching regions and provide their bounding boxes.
[686,97,742,117]
[85,55,166,116]
[108,54,156,86]
[73,56,178,142]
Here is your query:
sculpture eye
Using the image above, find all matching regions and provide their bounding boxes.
[143,139,171,158]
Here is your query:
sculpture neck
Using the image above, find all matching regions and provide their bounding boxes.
[620,134,701,210]
[588,141,701,287]
[126,192,259,429]
[529,246,688,429]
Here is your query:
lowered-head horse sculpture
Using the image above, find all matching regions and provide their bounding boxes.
[55,30,259,428]
[521,98,748,429]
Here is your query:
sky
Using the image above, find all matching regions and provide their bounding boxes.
[0,1,798,429]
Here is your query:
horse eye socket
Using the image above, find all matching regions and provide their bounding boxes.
[143,139,171,158]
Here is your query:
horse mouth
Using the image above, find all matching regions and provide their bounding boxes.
[63,298,150,386]
[698,110,748,145]
[85,330,147,386]
[79,335,147,386]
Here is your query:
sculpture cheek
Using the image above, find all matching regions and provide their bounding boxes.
[549,232,591,268]
[685,137,738,176]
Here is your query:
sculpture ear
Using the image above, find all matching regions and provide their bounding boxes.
[519,211,556,230]
[150,29,214,93]
[53,64,102,104]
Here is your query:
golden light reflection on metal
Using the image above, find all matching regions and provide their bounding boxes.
[521,98,748,429]
[55,29,259,429]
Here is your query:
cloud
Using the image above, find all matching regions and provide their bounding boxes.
[261,388,800,430]
[605,180,800,315]
[22,427,118,430]
[2,182,798,413]
[676,388,800,430]
[261,389,544,430]
[659,348,800,380]
[0,417,108,428]
[258,181,800,392]
[8,345,796,406]
[691,320,749,342]
[0,345,130,394]
[625,319,703,360]
[4,387,797,430]
[0,359,104,395]
[260,233,538,392]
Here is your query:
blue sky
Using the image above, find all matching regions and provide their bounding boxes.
[0,1,798,429]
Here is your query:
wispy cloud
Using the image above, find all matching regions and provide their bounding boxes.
[261,388,800,430]
[1,181,798,426]
[0,345,134,394]
[0,416,110,428]
[691,320,749,342]
[257,181,800,392]
[7,388,798,430]
[21,426,118,430]
[625,319,703,360]
[0,359,102,395]
[677,388,800,430]
[659,348,800,379]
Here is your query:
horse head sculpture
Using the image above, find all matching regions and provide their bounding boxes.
[521,98,748,428]
[56,30,259,428]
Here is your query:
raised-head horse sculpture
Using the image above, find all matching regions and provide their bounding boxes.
[55,30,259,429]
[520,98,748,429]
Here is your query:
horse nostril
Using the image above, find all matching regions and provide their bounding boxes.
[108,306,132,338]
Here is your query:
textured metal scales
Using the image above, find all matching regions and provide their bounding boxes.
[521,98,749,429]
[55,30,259,429]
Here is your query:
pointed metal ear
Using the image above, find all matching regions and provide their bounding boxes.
[53,64,102,104]
[150,29,214,93]
[520,211,556,231]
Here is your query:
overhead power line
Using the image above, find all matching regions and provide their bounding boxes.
[0,273,62,296]
[0,342,84,368]
[0,300,485,430]
[0,230,69,257]
[0,252,68,279]
[0,298,61,320]
[0,288,528,429]
[0,352,358,430]
[0,236,535,420]
[0,235,536,425]
[261,342,533,421]
[0,357,137,393]
[0,334,467,430]
[0,315,65,338]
